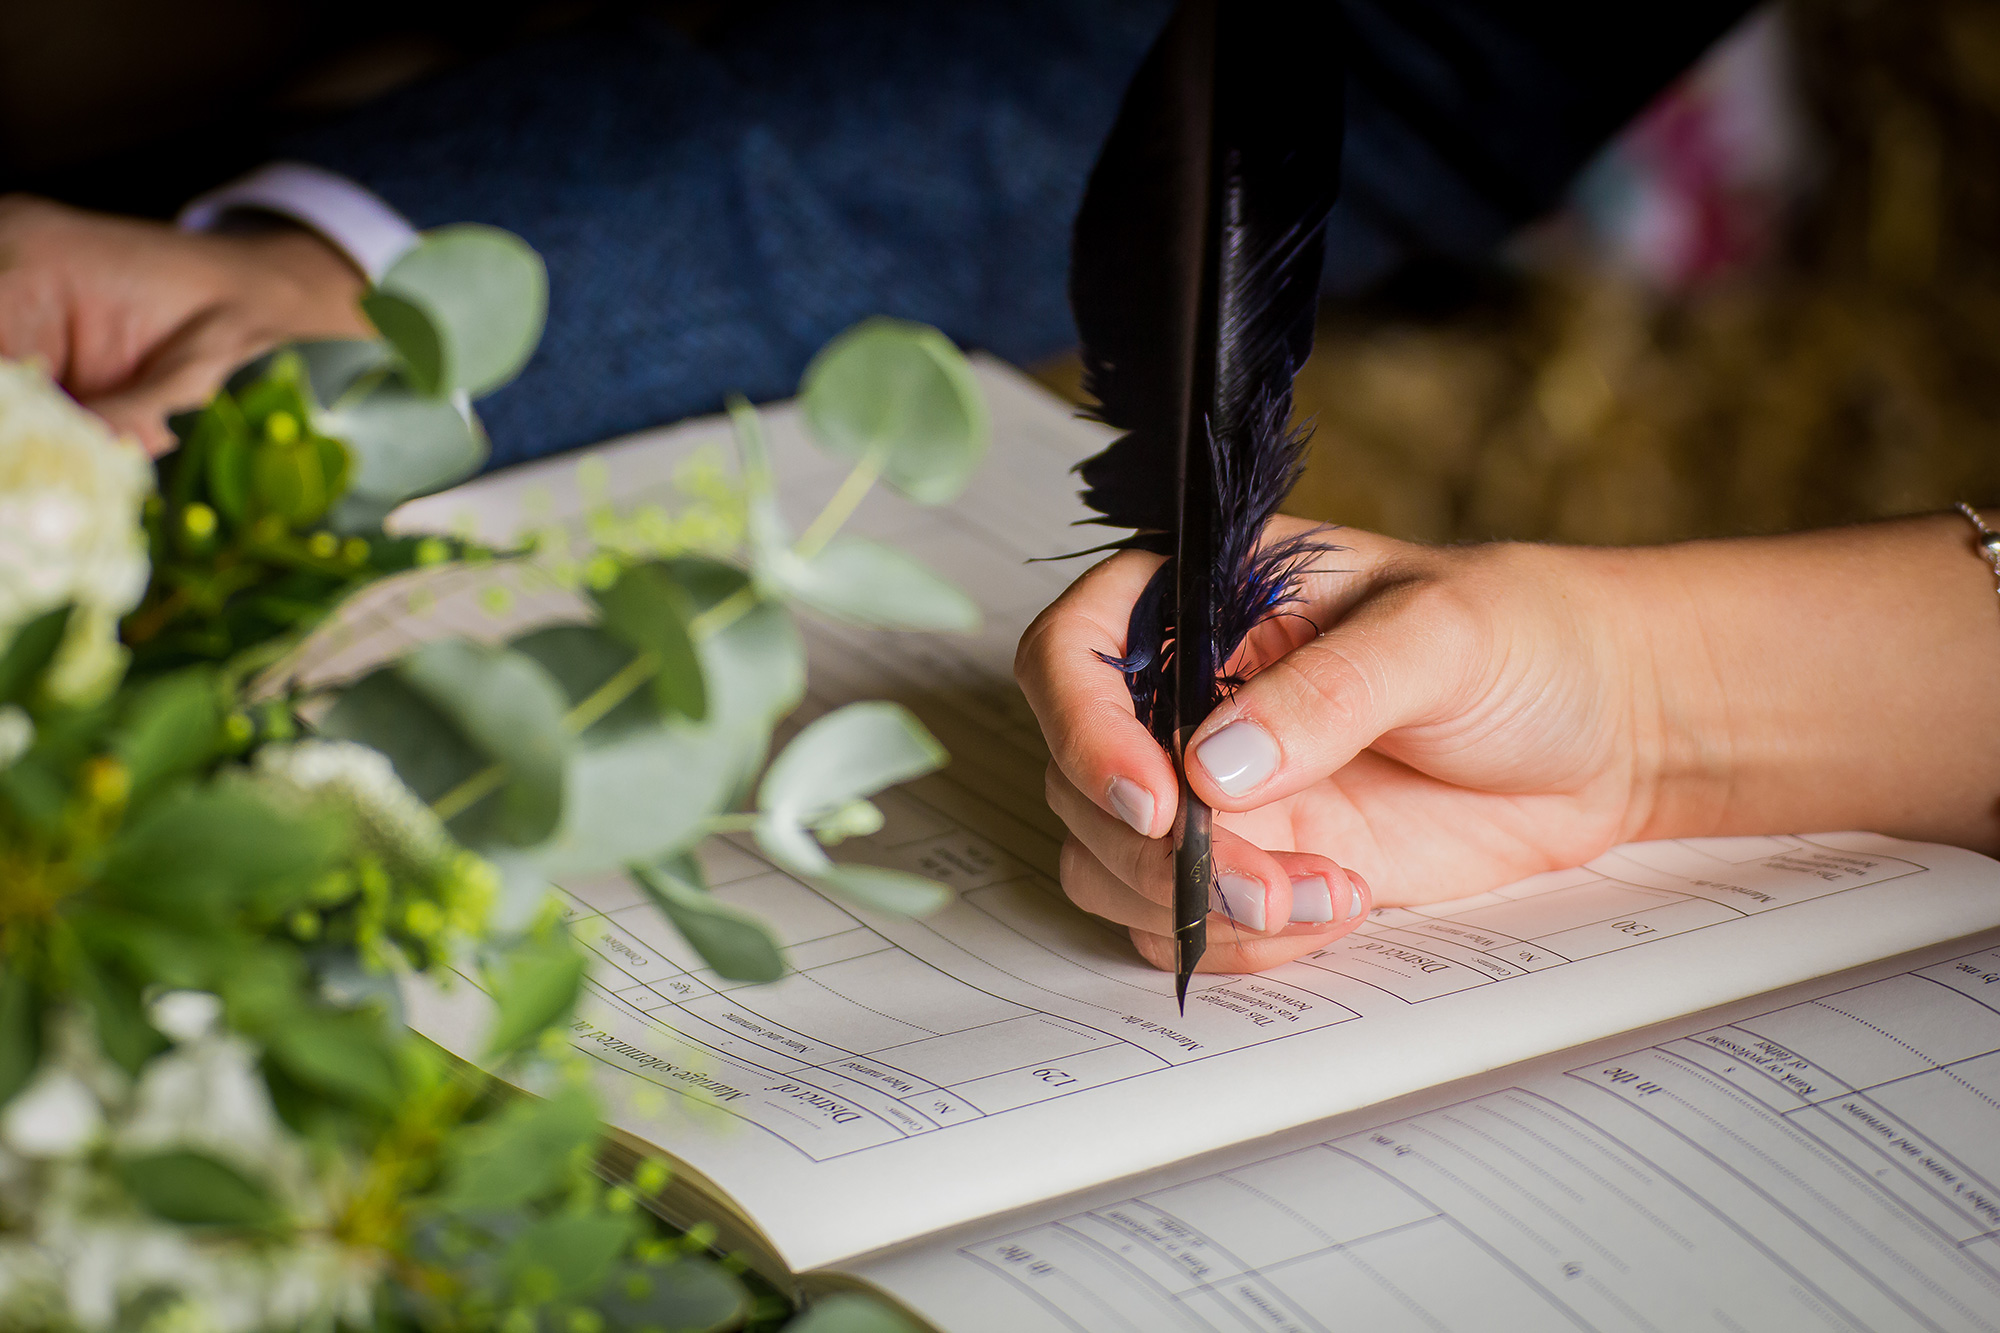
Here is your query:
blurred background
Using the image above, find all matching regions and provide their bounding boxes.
[1273,0,2000,544]
[4,0,1996,546]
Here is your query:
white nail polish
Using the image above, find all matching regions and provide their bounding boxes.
[1195,721,1279,797]
[1346,879,1367,920]
[1210,873,1267,932]
[1106,776,1154,837]
[1288,874,1334,924]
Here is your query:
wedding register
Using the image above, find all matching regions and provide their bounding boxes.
[316,360,2000,1331]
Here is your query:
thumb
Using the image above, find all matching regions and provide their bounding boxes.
[78,309,254,456]
[1185,579,1482,810]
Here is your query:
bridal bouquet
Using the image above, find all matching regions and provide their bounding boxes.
[0,225,985,1332]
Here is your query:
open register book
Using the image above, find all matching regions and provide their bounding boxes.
[320,360,2000,1331]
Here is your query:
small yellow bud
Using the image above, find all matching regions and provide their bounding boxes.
[264,410,300,445]
[251,514,286,544]
[479,585,515,616]
[566,1310,604,1333]
[606,1187,636,1213]
[415,536,451,567]
[83,756,130,808]
[289,909,321,940]
[403,899,444,939]
[342,537,371,566]
[310,869,354,905]
[633,1156,671,1196]
[182,503,218,541]
[222,712,255,747]
[307,531,339,559]
[583,552,621,591]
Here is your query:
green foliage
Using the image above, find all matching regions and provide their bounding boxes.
[483,934,587,1059]
[780,535,980,631]
[399,639,572,846]
[789,1293,929,1333]
[0,298,993,1332]
[439,1084,599,1212]
[365,224,549,398]
[593,561,708,721]
[0,967,40,1105]
[116,1150,283,1229]
[633,856,785,983]
[800,317,990,504]
[0,605,70,703]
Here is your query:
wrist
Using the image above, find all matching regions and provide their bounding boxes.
[1605,515,2000,851]
[233,225,373,344]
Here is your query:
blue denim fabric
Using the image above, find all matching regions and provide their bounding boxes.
[290,0,1749,468]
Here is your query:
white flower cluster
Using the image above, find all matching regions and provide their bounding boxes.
[0,1002,378,1331]
[0,359,152,702]
[254,739,455,875]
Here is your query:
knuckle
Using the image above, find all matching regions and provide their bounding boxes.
[1057,835,1095,896]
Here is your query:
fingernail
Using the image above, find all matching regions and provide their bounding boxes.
[1288,874,1335,924]
[1195,721,1279,797]
[1106,776,1154,837]
[1346,870,1370,921]
[1210,873,1267,932]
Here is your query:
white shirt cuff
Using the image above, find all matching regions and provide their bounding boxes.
[178,161,418,282]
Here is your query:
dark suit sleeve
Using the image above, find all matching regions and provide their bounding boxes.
[288,0,1753,468]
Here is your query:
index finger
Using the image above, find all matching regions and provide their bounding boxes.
[1014,549,1178,839]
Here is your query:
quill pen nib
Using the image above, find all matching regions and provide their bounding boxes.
[1174,776,1211,1013]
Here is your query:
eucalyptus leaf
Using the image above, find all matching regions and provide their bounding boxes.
[292,338,393,407]
[320,669,486,805]
[592,562,707,721]
[532,723,740,876]
[632,858,785,983]
[788,1292,928,1333]
[595,1258,748,1333]
[440,1084,598,1212]
[316,380,486,523]
[512,625,742,877]
[372,225,548,397]
[758,702,946,824]
[358,289,446,396]
[0,604,70,704]
[118,1151,281,1229]
[397,639,571,847]
[776,536,979,632]
[799,318,989,505]
[483,936,586,1059]
[505,1212,632,1301]
[815,864,953,917]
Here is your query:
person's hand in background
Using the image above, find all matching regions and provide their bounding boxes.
[0,195,370,453]
[1016,513,2000,975]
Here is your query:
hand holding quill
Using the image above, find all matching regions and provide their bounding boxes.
[1067,0,1344,1009]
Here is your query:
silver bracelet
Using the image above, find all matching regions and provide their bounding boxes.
[1955,502,2000,598]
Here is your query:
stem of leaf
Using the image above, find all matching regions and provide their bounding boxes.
[703,813,761,833]
[427,584,759,822]
[792,441,888,560]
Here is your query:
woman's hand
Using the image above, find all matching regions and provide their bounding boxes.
[0,195,371,454]
[1016,518,1672,973]
[1017,511,2000,976]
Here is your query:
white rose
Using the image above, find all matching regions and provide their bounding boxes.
[0,358,152,702]
[254,738,455,873]
[0,1069,102,1159]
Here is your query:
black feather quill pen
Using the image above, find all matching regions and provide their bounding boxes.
[1069,0,1343,1009]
